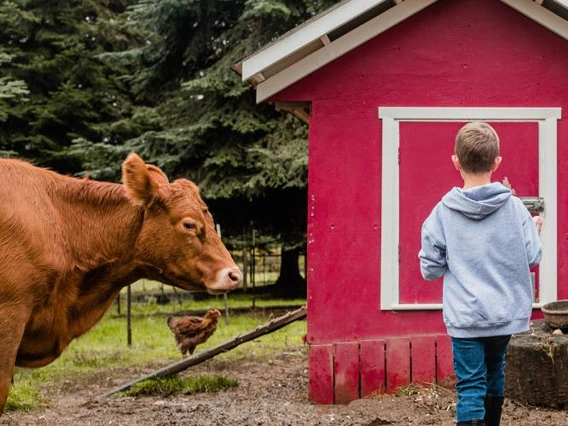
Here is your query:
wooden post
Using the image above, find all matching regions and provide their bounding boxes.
[216,224,230,325]
[242,247,248,291]
[127,285,132,347]
[223,293,230,325]
[251,228,256,309]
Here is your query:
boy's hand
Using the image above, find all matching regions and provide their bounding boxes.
[533,216,543,234]
[502,177,516,195]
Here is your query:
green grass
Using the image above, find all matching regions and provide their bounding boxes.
[7,296,306,411]
[4,382,44,412]
[121,375,238,397]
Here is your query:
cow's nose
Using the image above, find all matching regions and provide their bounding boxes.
[228,268,243,287]
[212,267,242,292]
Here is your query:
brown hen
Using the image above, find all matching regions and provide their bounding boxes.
[167,309,222,356]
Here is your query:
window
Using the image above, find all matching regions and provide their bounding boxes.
[379,107,560,310]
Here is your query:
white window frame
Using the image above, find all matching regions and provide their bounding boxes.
[378,107,560,311]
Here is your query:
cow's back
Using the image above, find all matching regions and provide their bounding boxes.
[0,160,68,293]
[0,159,65,220]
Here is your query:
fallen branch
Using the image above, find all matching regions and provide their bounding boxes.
[104,305,307,396]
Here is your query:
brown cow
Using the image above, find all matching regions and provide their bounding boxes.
[0,153,242,413]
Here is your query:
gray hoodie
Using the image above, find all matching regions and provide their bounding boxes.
[419,182,542,338]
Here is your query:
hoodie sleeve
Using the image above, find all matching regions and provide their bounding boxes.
[419,208,447,280]
[522,212,543,268]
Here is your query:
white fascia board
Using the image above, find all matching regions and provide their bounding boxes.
[256,0,438,103]
[551,0,568,9]
[500,0,568,42]
[241,0,389,81]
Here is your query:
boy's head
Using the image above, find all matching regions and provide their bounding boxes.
[453,122,500,174]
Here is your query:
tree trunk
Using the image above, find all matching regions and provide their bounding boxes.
[274,248,306,298]
[505,319,568,409]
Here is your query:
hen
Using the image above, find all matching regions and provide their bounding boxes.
[167,309,222,356]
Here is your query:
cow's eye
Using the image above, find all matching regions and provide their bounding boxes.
[183,221,196,230]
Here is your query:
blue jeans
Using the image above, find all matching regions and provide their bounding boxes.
[451,335,511,422]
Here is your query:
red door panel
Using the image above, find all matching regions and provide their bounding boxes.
[399,121,539,305]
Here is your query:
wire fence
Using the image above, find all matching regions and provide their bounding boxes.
[114,249,306,346]
[120,249,305,299]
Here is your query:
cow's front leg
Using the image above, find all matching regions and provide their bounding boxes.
[0,307,30,414]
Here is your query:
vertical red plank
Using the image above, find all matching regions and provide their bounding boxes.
[410,336,436,385]
[309,344,334,404]
[334,342,360,404]
[385,338,411,393]
[360,339,386,397]
[436,334,456,387]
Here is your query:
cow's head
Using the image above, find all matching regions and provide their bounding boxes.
[122,153,242,293]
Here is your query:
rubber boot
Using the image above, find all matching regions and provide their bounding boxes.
[457,421,485,425]
[484,395,505,426]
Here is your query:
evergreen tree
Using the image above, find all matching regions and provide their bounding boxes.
[0,51,29,156]
[69,0,339,295]
[0,0,143,172]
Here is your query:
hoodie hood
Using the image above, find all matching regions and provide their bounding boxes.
[442,182,512,220]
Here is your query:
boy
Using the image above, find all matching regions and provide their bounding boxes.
[418,122,543,426]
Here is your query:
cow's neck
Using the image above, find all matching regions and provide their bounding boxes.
[50,179,147,339]
[16,178,152,368]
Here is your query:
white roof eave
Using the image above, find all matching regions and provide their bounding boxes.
[551,0,568,9]
[241,0,391,82]
[500,0,568,42]
[254,0,438,103]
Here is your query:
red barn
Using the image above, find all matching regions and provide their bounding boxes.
[234,0,568,404]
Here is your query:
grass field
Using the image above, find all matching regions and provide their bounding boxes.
[7,294,306,411]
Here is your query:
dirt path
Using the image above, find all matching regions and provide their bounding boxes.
[1,347,566,426]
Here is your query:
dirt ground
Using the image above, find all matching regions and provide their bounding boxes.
[1,347,567,426]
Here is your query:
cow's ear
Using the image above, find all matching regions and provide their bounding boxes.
[122,153,166,206]
[146,165,169,185]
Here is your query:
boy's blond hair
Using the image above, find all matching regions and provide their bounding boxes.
[455,122,500,174]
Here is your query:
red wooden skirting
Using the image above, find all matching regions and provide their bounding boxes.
[411,336,437,385]
[435,334,455,387]
[334,342,359,404]
[386,337,411,392]
[309,334,455,404]
[360,339,386,397]
[308,344,334,404]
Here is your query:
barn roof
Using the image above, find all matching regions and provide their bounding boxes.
[232,0,568,122]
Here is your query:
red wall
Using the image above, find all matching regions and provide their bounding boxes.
[271,0,568,348]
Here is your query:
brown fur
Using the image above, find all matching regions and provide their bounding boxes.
[0,154,242,413]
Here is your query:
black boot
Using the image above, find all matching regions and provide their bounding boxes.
[484,395,505,426]
[457,421,485,425]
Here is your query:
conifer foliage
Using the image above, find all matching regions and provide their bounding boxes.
[88,0,337,254]
[0,0,140,173]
